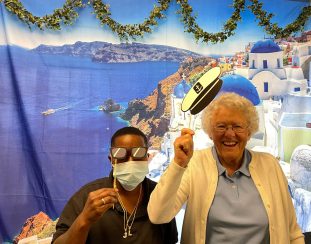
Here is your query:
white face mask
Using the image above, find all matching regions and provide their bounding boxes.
[113,160,149,191]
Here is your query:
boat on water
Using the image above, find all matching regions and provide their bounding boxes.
[41,109,56,116]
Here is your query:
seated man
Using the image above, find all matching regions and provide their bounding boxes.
[52,126,178,244]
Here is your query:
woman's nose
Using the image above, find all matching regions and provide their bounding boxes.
[224,126,236,135]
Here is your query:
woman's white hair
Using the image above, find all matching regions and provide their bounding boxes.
[201,92,259,137]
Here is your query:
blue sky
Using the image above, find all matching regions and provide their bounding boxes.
[0,0,309,55]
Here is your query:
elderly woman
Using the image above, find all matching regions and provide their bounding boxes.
[147,92,304,244]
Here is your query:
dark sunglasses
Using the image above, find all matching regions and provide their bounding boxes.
[110,147,148,160]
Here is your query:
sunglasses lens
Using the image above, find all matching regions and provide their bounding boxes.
[132,147,147,159]
[111,148,127,159]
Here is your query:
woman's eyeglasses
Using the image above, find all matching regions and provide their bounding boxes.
[110,147,148,160]
[214,124,248,134]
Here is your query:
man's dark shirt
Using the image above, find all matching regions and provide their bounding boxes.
[52,173,178,244]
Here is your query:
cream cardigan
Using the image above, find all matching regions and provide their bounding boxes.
[147,148,304,244]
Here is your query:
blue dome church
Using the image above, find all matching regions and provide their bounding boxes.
[250,40,282,53]
[219,74,260,105]
[245,39,307,100]
[173,79,191,98]
[170,74,199,131]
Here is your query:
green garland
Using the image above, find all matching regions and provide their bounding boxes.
[0,0,310,43]
[249,0,311,38]
[1,0,84,30]
[177,0,245,43]
[90,0,171,40]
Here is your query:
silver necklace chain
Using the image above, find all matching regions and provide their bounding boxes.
[117,184,142,238]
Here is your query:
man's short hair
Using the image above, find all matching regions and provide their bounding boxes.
[110,127,148,147]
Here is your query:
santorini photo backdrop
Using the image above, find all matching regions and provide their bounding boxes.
[0,0,310,242]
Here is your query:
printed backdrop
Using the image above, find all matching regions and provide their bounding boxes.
[0,0,310,242]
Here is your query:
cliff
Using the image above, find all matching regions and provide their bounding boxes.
[32,41,108,57]
[14,212,57,244]
[31,41,202,63]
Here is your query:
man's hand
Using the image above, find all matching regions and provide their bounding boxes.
[173,128,195,168]
[53,188,118,244]
[80,188,118,227]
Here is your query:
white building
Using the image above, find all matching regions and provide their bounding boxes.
[236,40,308,100]
[169,76,196,131]
[292,41,311,82]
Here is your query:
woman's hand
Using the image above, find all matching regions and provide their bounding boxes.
[173,128,195,168]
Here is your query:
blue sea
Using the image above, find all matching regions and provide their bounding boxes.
[0,45,179,241]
